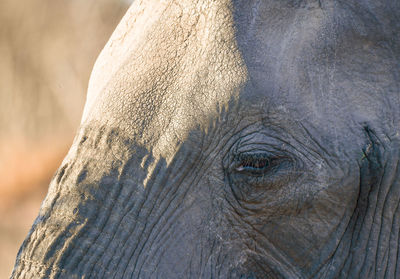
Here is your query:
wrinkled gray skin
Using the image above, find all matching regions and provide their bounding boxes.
[11,0,400,278]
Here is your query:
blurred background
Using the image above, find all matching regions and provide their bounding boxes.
[0,0,132,277]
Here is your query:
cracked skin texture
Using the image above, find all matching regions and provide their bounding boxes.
[11,0,400,278]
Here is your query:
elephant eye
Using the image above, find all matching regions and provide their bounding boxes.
[235,153,281,175]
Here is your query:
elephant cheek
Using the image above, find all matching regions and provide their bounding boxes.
[258,171,359,273]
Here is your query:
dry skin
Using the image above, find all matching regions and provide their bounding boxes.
[0,0,129,277]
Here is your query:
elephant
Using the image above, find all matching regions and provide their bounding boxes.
[11,0,400,278]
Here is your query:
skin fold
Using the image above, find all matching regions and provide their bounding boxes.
[11,0,400,278]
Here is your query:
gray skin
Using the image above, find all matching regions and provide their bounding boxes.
[11,0,400,278]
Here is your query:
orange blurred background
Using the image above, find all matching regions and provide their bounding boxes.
[0,0,131,277]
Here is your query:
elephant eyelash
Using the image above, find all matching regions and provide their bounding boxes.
[234,153,287,176]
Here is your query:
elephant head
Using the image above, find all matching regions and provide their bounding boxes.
[11,0,400,278]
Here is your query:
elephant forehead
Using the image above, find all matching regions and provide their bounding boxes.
[81,0,398,159]
[81,0,249,159]
[234,0,399,131]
